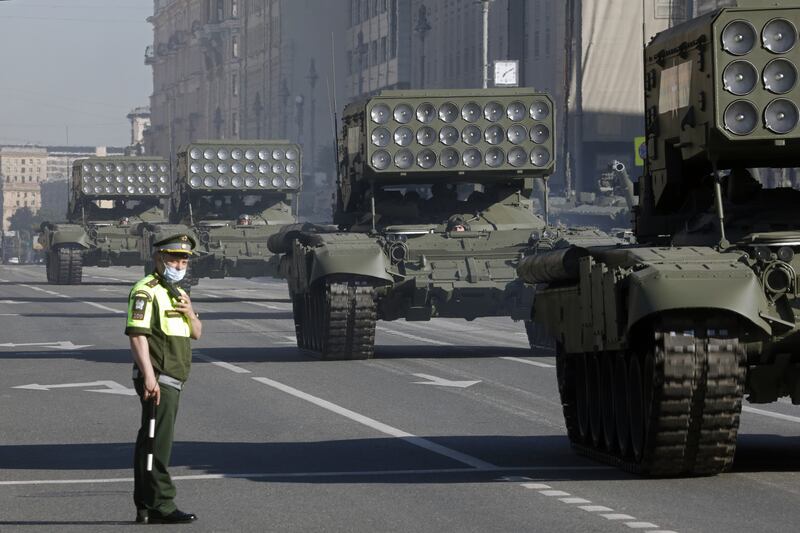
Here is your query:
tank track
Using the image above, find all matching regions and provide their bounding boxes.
[558,314,745,476]
[294,280,377,360]
[48,246,83,285]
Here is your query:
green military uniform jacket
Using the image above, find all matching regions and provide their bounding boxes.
[125,274,193,382]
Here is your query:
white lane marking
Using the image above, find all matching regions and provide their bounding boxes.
[743,405,800,423]
[21,284,66,297]
[521,483,675,531]
[0,465,602,487]
[248,301,286,310]
[86,275,126,282]
[560,497,591,504]
[376,326,452,346]
[204,294,222,299]
[0,278,9,282]
[539,490,571,497]
[80,300,125,314]
[521,483,551,489]
[0,313,20,316]
[251,375,495,470]
[601,514,636,520]
[412,373,481,388]
[501,356,555,369]
[19,283,124,314]
[194,352,251,374]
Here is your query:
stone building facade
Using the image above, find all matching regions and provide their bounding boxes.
[146,0,348,173]
[0,147,48,230]
[147,0,349,219]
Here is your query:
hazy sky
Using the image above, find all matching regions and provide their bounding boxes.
[0,0,152,148]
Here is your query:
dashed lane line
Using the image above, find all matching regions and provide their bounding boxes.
[501,356,555,369]
[247,301,287,311]
[376,326,453,346]
[517,478,677,533]
[377,326,556,369]
[19,283,124,314]
[193,352,251,374]
[251,375,496,470]
[81,300,125,314]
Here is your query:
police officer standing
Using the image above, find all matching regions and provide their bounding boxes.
[125,233,202,524]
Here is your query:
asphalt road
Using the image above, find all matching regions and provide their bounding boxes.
[1,264,799,532]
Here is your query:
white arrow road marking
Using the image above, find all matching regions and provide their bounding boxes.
[13,380,136,396]
[0,341,93,351]
[412,373,481,388]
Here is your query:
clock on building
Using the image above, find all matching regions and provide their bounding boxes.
[493,60,519,87]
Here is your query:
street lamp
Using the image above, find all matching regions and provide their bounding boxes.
[295,94,305,147]
[479,0,494,89]
[414,4,431,88]
[307,59,318,172]
[279,79,290,139]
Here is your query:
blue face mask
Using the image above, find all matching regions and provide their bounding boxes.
[162,265,186,283]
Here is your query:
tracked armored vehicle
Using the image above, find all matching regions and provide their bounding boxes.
[140,140,301,284]
[545,161,636,234]
[269,89,556,359]
[39,157,171,284]
[518,0,800,476]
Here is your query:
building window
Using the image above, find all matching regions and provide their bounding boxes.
[232,0,238,17]
[232,113,240,136]
[217,0,224,22]
[371,41,378,65]
[232,35,239,58]
[380,36,387,62]
[232,73,239,95]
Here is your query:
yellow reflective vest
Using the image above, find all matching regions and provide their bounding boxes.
[125,274,193,382]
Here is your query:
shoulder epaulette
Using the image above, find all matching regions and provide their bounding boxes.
[146,278,159,288]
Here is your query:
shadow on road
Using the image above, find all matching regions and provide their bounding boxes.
[189,345,549,363]
[732,434,800,472]
[0,435,629,483]
[2,434,799,484]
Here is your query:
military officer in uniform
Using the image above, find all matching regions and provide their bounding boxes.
[126,233,202,524]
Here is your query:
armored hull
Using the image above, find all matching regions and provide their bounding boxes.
[150,140,302,287]
[274,194,550,360]
[517,0,800,477]
[39,157,171,285]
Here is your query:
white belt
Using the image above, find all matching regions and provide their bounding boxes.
[132,367,183,390]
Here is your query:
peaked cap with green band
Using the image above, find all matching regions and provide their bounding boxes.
[153,233,196,255]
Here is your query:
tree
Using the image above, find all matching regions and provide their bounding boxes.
[8,207,41,233]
